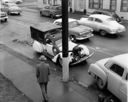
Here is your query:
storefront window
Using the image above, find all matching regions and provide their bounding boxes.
[121,0,128,12]
[89,0,103,9]
[110,0,116,11]
[54,0,57,5]
[48,0,52,5]
[43,0,47,4]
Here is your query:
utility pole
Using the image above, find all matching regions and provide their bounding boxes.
[62,0,69,82]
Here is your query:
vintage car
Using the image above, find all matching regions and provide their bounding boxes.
[30,22,94,66]
[0,5,8,22]
[39,5,62,18]
[2,0,23,4]
[90,9,122,23]
[88,53,128,102]
[53,18,94,42]
[2,3,22,15]
[79,14,126,36]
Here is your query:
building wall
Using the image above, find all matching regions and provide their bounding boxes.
[37,0,128,20]
[86,0,128,20]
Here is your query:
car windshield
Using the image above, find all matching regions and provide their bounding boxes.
[106,17,116,21]
[49,29,61,35]
[69,21,79,28]
[8,4,17,7]
[52,6,61,10]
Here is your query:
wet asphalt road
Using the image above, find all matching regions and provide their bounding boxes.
[0,2,128,101]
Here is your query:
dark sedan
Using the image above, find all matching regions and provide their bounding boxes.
[40,5,61,18]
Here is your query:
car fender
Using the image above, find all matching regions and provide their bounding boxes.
[88,64,107,84]
[52,53,62,63]
[33,40,45,53]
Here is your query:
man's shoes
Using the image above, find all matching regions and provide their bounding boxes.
[44,100,48,102]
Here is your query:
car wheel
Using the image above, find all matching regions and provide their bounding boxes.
[70,35,76,42]
[4,19,7,22]
[100,30,107,36]
[40,11,42,16]
[96,77,106,90]
[50,14,54,18]
[7,11,10,15]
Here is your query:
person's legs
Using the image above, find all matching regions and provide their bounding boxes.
[40,83,48,102]
[44,82,48,93]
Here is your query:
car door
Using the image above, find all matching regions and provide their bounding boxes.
[93,18,103,31]
[85,17,95,29]
[107,64,124,98]
[45,39,54,56]
[119,73,128,102]
[42,6,50,16]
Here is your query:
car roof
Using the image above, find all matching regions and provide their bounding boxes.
[89,14,112,20]
[54,18,77,23]
[111,53,128,70]
[94,9,115,13]
[31,22,61,32]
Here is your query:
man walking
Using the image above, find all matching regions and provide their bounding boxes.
[36,61,50,102]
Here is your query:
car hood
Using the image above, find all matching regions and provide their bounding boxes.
[58,41,77,51]
[96,58,110,69]
[69,25,92,35]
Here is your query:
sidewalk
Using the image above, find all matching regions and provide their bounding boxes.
[0,45,94,102]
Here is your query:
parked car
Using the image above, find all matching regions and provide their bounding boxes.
[88,53,128,102]
[2,3,22,15]
[40,5,62,18]
[0,5,8,22]
[91,9,122,23]
[79,14,126,36]
[53,18,94,42]
[2,0,23,4]
[30,22,94,66]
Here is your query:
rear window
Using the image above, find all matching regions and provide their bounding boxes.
[69,21,79,28]
[106,17,116,21]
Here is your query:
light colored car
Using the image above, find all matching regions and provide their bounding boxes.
[88,53,128,102]
[30,22,94,66]
[0,5,8,22]
[79,14,126,36]
[2,0,23,4]
[53,18,94,42]
[2,3,22,15]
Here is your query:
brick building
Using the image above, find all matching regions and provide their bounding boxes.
[37,0,128,20]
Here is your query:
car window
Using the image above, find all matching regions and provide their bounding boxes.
[52,6,61,10]
[45,6,50,9]
[95,18,102,23]
[106,17,116,21]
[69,21,78,28]
[110,64,124,76]
[88,17,93,21]
[54,21,62,26]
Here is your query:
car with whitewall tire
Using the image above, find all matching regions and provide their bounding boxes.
[53,18,94,42]
[79,14,126,36]
[88,53,128,102]
[30,22,94,66]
